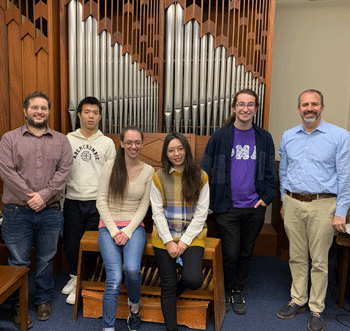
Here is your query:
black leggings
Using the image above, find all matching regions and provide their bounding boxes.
[153,246,204,330]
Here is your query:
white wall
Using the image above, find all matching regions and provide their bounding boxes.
[269,1,350,158]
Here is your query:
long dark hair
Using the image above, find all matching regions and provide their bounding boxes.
[161,132,202,206]
[223,88,259,126]
[109,125,144,202]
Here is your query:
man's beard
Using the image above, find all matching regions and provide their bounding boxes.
[302,111,320,123]
[26,116,48,129]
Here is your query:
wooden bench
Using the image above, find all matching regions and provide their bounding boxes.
[0,265,29,331]
[74,231,226,331]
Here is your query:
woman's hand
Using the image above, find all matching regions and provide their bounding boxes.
[166,241,179,258]
[114,231,129,246]
[177,241,188,256]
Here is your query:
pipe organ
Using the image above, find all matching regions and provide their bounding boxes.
[65,0,275,134]
[0,0,275,135]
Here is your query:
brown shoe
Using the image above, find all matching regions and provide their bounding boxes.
[37,301,51,321]
[12,303,33,329]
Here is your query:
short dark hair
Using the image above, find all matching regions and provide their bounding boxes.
[23,91,51,110]
[224,88,259,126]
[77,96,102,114]
[298,89,324,108]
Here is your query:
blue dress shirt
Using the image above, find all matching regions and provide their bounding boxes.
[278,120,350,218]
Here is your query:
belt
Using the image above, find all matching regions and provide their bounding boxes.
[13,201,60,209]
[286,191,336,202]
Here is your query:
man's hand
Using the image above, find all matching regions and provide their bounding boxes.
[254,199,267,208]
[27,193,45,212]
[332,215,347,233]
[114,231,129,246]
[280,205,284,220]
[177,241,188,256]
[166,241,179,258]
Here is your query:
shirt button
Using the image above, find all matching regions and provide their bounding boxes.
[304,159,306,161]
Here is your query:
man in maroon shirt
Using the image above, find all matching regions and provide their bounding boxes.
[0,91,73,329]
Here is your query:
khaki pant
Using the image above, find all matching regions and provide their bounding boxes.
[283,193,336,312]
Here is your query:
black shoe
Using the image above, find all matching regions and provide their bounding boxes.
[127,308,141,331]
[308,312,325,331]
[225,292,232,312]
[277,300,307,319]
[12,303,33,329]
[231,290,247,315]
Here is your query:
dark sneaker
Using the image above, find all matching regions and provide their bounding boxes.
[12,303,33,329]
[225,292,232,312]
[231,290,247,315]
[127,309,141,331]
[277,300,307,319]
[308,312,325,331]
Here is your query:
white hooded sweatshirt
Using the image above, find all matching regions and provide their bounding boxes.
[65,129,116,200]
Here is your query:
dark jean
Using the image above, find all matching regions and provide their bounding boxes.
[215,205,266,292]
[63,198,100,278]
[153,246,204,330]
[1,203,63,305]
[98,226,146,329]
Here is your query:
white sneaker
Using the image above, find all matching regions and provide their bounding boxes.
[66,286,76,305]
[62,275,77,294]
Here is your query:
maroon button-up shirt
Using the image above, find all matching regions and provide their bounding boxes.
[0,125,73,206]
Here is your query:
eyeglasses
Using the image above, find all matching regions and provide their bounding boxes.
[124,141,142,148]
[28,105,49,111]
[235,102,256,110]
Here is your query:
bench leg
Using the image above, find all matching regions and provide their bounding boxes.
[338,246,349,309]
[212,242,226,331]
[18,273,28,331]
[74,248,84,321]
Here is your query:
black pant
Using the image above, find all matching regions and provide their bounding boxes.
[153,246,204,330]
[215,205,266,293]
[63,199,100,278]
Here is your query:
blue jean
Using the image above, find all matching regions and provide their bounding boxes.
[1,204,63,305]
[98,226,146,329]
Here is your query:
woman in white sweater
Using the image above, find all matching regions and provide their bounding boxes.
[96,126,154,331]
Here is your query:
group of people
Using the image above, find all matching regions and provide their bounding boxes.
[0,88,348,331]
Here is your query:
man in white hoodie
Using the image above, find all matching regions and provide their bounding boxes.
[62,97,116,304]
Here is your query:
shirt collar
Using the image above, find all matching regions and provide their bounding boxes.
[169,166,184,174]
[22,124,53,137]
[296,119,326,134]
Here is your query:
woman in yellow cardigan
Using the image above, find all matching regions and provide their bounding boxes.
[150,132,209,331]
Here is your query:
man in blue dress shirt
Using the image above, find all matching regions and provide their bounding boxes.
[277,89,350,331]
